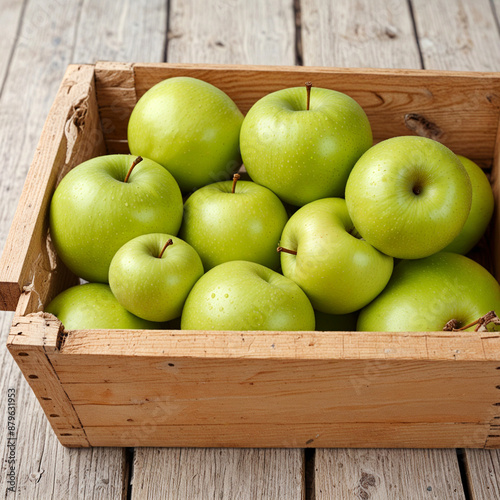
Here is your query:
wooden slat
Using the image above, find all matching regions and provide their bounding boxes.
[301,0,421,68]
[465,449,500,499]
[314,449,465,499]
[132,449,304,499]
[412,0,500,71]
[73,0,166,63]
[167,0,296,65]
[130,63,500,162]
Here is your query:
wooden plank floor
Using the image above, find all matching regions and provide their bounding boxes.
[0,0,499,498]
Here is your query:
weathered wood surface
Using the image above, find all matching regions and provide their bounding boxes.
[314,449,466,499]
[301,0,422,69]
[132,448,304,500]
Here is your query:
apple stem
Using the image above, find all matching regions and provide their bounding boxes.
[305,82,312,111]
[232,173,240,194]
[158,238,173,259]
[124,156,143,183]
[277,246,297,255]
[443,310,499,332]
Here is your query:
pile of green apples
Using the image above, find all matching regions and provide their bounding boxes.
[47,75,500,333]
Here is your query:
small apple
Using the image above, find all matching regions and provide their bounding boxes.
[46,283,158,330]
[109,234,204,322]
[240,83,372,206]
[179,174,288,271]
[279,198,393,314]
[443,155,494,254]
[315,310,359,331]
[345,136,472,259]
[357,252,500,332]
[128,76,244,192]
[181,260,315,331]
[50,155,183,283]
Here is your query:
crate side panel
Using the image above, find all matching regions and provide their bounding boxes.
[95,61,136,153]
[131,64,500,161]
[0,64,105,312]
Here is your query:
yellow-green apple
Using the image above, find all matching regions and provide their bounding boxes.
[443,155,494,254]
[240,83,372,206]
[46,283,157,330]
[50,155,183,283]
[179,175,288,271]
[279,198,393,314]
[357,252,500,332]
[109,234,204,322]
[345,136,472,259]
[181,261,315,331]
[128,76,244,192]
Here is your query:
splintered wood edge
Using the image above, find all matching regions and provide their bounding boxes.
[0,63,104,312]
[7,312,90,447]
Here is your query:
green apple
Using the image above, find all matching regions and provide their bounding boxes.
[128,76,244,192]
[240,83,372,206]
[345,136,472,259]
[179,175,288,271]
[46,283,157,330]
[109,234,204,322]
[443,155,494,254]
[50,155,183,283]
[279,198,393,314]
[181,260,315,331]
[315,310,359,331]
[357,252,500,332]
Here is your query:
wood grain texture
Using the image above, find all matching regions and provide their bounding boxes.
[466,449,500,499]
[301,0,422,68]
[132,63,500,161]
[132,448,304,500]
[0,0,25,88]
[167,0,296,65]
[314,449,465,499]
[27,328,499,448]
[412,0,500,71]
[73,0,167,63]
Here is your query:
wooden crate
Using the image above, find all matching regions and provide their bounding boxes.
[1,62,500,448]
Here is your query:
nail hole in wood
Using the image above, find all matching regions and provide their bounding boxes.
[18,352,29,356]
[50,414,59,418]
[493,403,500,406]
[127,419,133,422]
[496,386,500,390]
[41,397,52,401]
[168,363,174,367]
[28,375,38,379]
